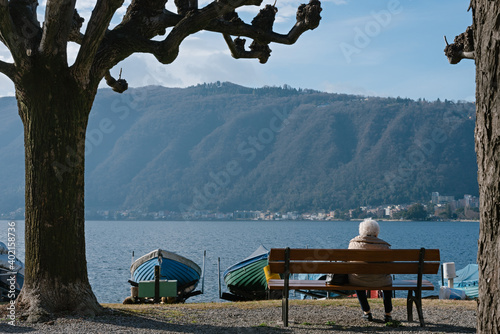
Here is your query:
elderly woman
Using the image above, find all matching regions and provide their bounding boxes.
[348,218,393,323]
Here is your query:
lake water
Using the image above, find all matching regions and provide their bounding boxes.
[0,220,479,303]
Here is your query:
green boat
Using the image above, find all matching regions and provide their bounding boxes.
[222,245,278,301]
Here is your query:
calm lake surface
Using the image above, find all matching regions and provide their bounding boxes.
[0,220,479,303]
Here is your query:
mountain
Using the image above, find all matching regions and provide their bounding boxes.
[0,83,478,214]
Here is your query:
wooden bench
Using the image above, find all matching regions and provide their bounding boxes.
[267,248,440,327]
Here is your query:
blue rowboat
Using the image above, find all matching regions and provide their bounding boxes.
[130,249,202,302]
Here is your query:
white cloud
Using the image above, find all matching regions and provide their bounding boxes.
[0,76,14,97]
[67,42,80,66]
[103,30,265,90]
[0,45,13,63]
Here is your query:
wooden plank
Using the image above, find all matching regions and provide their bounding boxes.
[267,279,435,291]
[268,261,440,275]
[269,248,440,262]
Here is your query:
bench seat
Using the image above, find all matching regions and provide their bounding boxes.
[268,279,435,291]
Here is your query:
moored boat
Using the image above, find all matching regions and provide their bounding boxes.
[295,273,350,299]
[222,245,280,301]
[442,264,478,299]
[0,241,24,302]
[129,249,203,302]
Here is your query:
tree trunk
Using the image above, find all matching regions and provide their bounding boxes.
[473,1,500,332]
[14,65,101,321]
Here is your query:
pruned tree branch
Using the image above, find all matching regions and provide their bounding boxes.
[5,0,42,61]
[444,26,475,64]
[0,59,15,80]
[123,0,167,27]
[0,0,12,46]
[152,0,266,64]
[149,0,320,65]
[104,69,128,93]
[68,10,85,44]
[39,0,76,58]
[73,0,124,78]
[209,0,321,46]
[252,4,278,32]
[223,34,271,63]
[115,0,174,39]
[174,0,198,16]
[88,2,181,89]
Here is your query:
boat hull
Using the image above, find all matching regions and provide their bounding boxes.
[224,258,269,300]
[130,249,202,301]
[223,245,280,300]
[0,242,24,302]
[0,268,24,302]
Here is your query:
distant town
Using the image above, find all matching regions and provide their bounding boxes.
[0,192,479,222]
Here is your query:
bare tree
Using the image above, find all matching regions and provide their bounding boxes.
[0,0,321,321]
[444,1,499,332]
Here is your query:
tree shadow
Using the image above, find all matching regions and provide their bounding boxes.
[86,308,291,333]
[0,311,476,333]
[0,323,37,333]
[319,321,476,333]
[1,312,290,333]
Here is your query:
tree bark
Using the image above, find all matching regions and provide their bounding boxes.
[14,64,101,321]
[473,1,500,332]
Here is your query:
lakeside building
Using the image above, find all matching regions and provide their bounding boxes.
[0,193,480,221]
[430,192,479,209]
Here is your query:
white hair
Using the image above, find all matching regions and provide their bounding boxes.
[359,218,380,237]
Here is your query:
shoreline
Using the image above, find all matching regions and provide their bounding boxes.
[1,218,480,223]
[84,219,481,222]
[1,298,477,333]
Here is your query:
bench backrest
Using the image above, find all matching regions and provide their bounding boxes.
[268,248,440,275]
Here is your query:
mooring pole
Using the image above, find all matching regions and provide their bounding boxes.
[218,257,221,299]
[201,250,206,294]
[154,265,160,303]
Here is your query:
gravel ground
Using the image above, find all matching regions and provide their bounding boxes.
[0,298,477,333]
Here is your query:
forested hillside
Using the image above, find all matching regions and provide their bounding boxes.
[0,83,477,214]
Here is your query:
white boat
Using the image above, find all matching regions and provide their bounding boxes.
[442,264,478,299]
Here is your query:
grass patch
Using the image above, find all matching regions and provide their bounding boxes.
[107,305,187,319]
[301,322,313,325]
[385,320,403,328]
[102,298,478,316]
[325,320,336,326]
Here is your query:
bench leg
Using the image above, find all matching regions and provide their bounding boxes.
[406,290,425,327]
[282,247,290,327]
[282,292,288,327]
[406,291,414,322]
[415,295,425,327]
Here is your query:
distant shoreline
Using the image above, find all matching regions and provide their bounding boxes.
[0,218,480,223]
[80,218,480,223]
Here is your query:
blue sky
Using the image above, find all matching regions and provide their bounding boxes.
[0,0,475,101]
